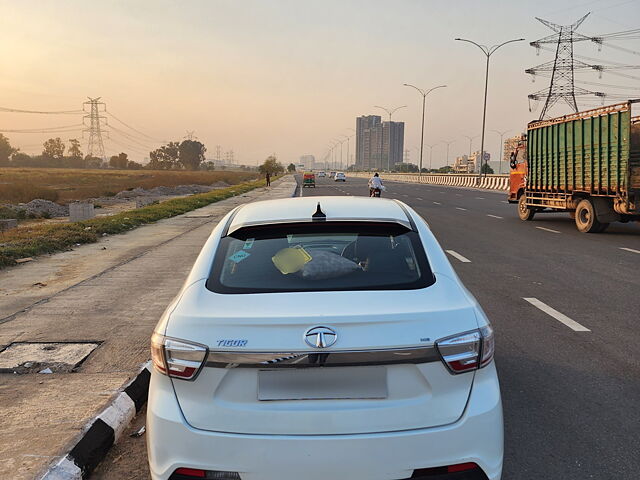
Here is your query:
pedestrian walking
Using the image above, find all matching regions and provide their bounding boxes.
[266,172,271,186]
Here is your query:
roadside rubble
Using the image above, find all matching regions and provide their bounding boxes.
[1,181,233,223]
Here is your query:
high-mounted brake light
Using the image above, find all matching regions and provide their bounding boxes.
[435,325,494,374]
[151,333,208,380]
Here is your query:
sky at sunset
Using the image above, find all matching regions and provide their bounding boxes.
[1,0,639,167]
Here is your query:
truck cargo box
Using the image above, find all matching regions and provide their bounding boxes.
[527,101,639,196]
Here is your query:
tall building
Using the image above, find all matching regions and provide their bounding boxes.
[299,154,315,170]
[356,115,404,170]
[356,115,382,170]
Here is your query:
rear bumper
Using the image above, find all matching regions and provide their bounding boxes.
[147,364,503,480]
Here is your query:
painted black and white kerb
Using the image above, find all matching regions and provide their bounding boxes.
[40,363,151,480]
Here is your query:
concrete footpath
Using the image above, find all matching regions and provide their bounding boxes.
[0,177,296,480]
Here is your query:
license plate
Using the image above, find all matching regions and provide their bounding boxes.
[258,366,387,401]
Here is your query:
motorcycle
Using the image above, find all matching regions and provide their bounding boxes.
[370,187,382,197]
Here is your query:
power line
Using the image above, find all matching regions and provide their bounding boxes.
[0,106,83,115]
[108,124,157,150]
[105,111,164,142]
[0,123,84,133]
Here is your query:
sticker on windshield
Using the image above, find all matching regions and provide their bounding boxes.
[228,250,251,263]
[243,238,255,250]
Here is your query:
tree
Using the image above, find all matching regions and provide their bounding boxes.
[287,163,296,172]
[42,137,65,160]
[85,155,104,169]
[148,142,180,170]
[437,165,453,173]
[396,163,418,173]
[0,134,16,166]
[127,160,143,170]
[481,163,494,174]
[109,152,129,169]
[259,155,284,175]
[178,140,206,170]
[11,151,31,166]
[68,139,83,159]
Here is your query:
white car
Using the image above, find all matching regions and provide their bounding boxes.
[334,172,346,182]
[317,171,326,178]
[147,196,503,480]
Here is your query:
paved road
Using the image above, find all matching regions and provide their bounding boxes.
[302,177,640,479]
[95,177,640,479]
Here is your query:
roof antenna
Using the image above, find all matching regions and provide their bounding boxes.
[312,202,326,221]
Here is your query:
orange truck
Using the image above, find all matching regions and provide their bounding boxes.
[509,100,640,232]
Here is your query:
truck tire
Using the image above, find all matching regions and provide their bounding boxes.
[575,199,604,233]
[518,195,535,221]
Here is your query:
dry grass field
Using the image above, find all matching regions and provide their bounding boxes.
[0,168,259,204]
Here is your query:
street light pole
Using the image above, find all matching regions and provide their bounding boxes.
[345,129,355,171]
[442,140,455,171]
[455,37,525,181]
[492,129,510,174]
[374,104,407,172]
[403,84,446,178]
[463,134,479,172]
[425,144,437,172]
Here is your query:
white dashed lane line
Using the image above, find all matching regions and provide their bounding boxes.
[455,207,467,211]
[446,250,471,263]
[487,214,503,219]
[501,201,509,204]
[476,197,485,200]
[523,297,590,332]
[433,201,441,205]
[620,247,640,254]
[536,226,561,234]
[416,197,423,201]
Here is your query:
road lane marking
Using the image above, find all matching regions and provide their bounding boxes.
[455,194,462,196]
[536,226,561,234]
[501,201,509,204]
[455,207,467,211]
[487,214,503,219]
[433,201,441,205]
[476,197,485,200]
[446,250,471,263]
[416,197,423,201]
[523,298,590,332]
[620,247,640,254]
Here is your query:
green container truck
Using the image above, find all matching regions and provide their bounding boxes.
[511,100,640,232]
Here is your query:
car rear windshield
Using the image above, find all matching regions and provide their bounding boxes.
[206,222,434,294]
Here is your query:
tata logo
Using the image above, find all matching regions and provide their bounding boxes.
[304,326,337,348]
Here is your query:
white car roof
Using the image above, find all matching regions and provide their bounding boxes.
[227,196,413,233]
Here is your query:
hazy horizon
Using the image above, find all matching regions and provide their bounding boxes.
[1,0,639,167]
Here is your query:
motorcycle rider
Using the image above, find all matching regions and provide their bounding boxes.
[368,172,383,197]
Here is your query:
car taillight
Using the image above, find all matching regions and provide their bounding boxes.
[436,326,494,374]
[151,333,208,380]
[170,468,241,480]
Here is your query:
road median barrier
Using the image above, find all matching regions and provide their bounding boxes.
[348,172,509,191]
[40,363,152,480]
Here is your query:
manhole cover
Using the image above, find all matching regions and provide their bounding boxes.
[0,342,99,374]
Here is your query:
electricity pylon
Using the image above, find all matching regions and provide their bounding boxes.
[83,97,107,161]
[526,13,603,119]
